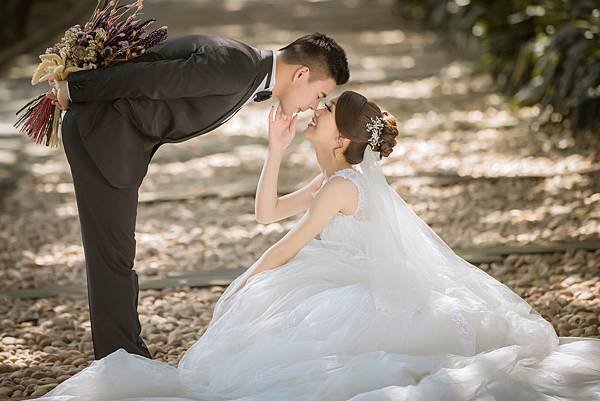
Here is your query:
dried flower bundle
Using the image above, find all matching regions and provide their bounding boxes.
[14,0,168,147]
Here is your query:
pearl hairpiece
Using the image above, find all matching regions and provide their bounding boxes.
[366,116,384,150]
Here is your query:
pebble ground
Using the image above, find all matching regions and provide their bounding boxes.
[0,0,598,398]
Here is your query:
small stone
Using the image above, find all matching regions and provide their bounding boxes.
[569,327,584,336]
[150,334,167,343]
[167,331,180,345]
[575,291,594,300]
[39,377,58,384]
[9,370,23,379]
[543,300,558,316]
[148,343,158,355]
[31,371,48,379]
[53,305,69,313]
[0,363,13,373]
[557,322,574,333]
[51,339,68,347]
[57,374,71,382]
[30,383,57,397]
[53,317,72,329]
[567,315,584,327]
[71,357,87,366]
[2,336,22,345]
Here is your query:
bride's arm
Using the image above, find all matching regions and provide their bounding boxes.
[255,104,326,224]
[253,176,356,274]
[255,153,324,224]
[223,177,356,302]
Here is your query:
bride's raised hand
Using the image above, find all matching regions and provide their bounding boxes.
[268,103,297,153]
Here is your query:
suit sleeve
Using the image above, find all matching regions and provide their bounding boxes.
[67,45,256,102]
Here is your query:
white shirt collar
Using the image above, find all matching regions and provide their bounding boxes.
[241,51,276,107]
[265,50,276,92]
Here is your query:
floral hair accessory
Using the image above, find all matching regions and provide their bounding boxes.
[366,116,384,150]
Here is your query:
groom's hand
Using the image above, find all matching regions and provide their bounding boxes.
[268,103,297,153]
[48,79,70,111]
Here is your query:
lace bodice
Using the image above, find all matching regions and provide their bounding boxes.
[311,168,369,252]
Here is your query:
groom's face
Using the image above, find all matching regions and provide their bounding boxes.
[280,66,336,117]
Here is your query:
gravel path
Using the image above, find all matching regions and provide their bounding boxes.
[0,0,598,398]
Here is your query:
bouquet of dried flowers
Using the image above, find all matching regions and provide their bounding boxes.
[14,0,167,147]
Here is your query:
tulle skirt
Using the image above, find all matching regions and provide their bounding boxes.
[35,239,600,401]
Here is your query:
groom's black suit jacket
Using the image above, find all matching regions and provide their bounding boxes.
[66,34,274,188]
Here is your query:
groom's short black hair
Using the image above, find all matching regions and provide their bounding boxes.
[279,32,349,85]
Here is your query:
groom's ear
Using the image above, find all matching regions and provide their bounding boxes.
[292,66,310,83]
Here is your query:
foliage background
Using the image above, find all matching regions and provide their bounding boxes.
[398,0,600,130]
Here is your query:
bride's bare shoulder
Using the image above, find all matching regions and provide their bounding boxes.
[314,175,359,215]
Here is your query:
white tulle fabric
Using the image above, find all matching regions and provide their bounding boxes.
[35,148,600,401]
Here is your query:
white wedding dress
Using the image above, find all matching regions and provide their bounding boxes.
[35,149,600,401]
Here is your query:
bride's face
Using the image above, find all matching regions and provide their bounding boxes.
[304,97,341,152]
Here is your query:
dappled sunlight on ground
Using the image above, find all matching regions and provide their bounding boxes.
[0,0,598,397]
[0,0,597,292]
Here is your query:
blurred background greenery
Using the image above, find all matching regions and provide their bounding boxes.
[3,0,598,131]
[398,0,600,131]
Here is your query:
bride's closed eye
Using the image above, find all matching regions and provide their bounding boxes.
[324,102,332,112]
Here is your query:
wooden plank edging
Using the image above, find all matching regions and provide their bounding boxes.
[2,239,598,300]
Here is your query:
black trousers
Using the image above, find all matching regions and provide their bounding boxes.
[61,108,152,360]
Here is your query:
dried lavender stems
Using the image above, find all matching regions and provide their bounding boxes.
[14,0,168,148]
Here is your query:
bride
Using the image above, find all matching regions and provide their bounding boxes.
[36,91,600,401]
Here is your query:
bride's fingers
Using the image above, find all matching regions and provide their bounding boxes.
[289,113,298,133]
[276,103,282,120]
[268,105,275,122]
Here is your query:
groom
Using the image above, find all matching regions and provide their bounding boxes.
[51,32,349,360]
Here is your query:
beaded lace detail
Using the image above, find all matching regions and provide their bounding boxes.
[311,168,369,252]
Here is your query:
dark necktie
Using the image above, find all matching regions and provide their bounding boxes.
[254,90,272,102]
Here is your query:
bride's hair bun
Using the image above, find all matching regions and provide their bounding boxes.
[379,111,399,158]
[335,91,399,164]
